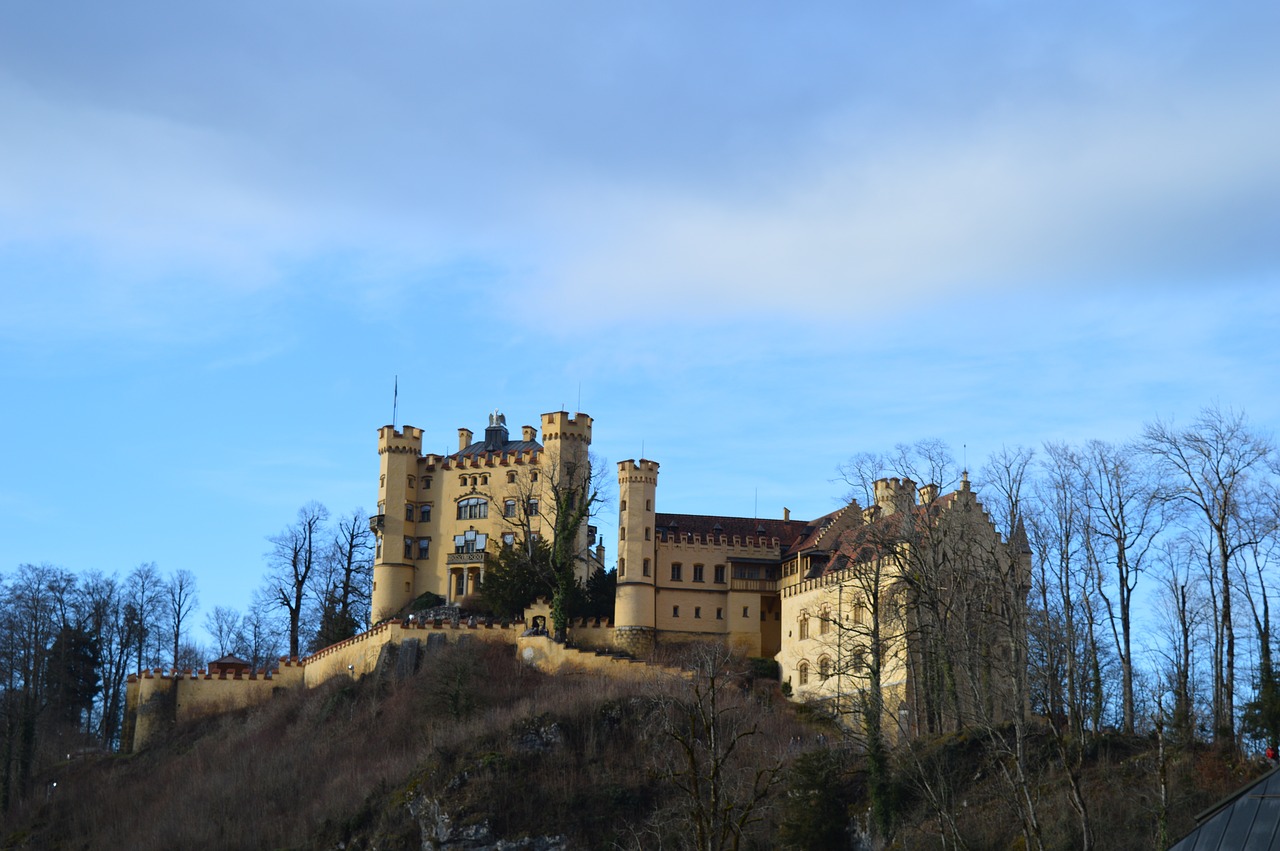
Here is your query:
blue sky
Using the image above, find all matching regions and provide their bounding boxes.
[2,1,1278,635]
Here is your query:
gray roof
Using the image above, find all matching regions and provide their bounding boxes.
[454,439,541,458]
[1168,764,1280,850]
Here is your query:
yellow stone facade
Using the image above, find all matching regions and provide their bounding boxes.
[776,475,1031,737]
[613,455,1030,737]
[371,410,600,623]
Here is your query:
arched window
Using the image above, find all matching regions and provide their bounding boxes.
[456,497,488,520]
[818,656,831,681]
[798,662,810,686]
[799,616,810,640]
[504,499,517,517]
[507,472,517,483]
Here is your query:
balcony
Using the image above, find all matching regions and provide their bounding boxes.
[730,577,779,593]
[369,514,385,532]
[730,565,781,593]
[446,551,489,566]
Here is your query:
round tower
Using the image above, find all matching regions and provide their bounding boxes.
[372,424,423,623]
[614,459,659,656]
[540,411,595,583]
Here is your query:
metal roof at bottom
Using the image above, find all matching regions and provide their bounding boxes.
[1168,764,1280,850]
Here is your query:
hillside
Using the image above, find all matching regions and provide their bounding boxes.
[0,641,1265,850]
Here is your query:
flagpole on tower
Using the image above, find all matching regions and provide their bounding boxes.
[392,376,399,429]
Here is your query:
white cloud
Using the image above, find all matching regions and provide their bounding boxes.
[535,78,1280,323]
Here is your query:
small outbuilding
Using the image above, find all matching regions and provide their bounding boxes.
[207,655,252,677]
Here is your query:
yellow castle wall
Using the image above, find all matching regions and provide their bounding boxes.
[373,412,596,622]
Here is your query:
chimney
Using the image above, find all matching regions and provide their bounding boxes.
[458,428,473,452]
[783,507,791,522]
[522,425,537,442]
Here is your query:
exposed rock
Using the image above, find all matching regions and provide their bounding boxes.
[409,796,568,851]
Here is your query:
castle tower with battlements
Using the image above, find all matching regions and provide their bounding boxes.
[370,410,600,623]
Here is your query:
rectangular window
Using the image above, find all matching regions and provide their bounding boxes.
[404,537,414,558]
[643,558,651,577]
[420,504,432,522]
[694,607,701,619]
[673,605,680,617]
[502,532,515,548]
[417,538,430,559]
[375,537,382,558]
[692,564,704,582]
[619,557,626,576]
[527,498,539,516]
[714,565,725,584]
[671,563,683,582]
[742,606,750,618]
[405,503,415,520]
[716,608,723,620]
[504,499,517,518]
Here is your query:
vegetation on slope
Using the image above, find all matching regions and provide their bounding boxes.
[0,640,1267,850]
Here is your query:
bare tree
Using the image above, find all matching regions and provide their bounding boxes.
[1149,537,1209,745]
[164,569,199,671]
[265,502,329,659]
[1077,439,1168,735]
[122,562,166,674]
[1143,405,1273,745]
[310,508,374,649]
[204,606,245,658]
[487,454,606,639]
[79,571,129,747]
[654,645,781,851]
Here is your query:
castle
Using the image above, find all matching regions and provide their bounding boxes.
[124,408,1029,750]
[369,410,602,621]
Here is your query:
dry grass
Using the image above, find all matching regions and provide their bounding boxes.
[0,642,821,850]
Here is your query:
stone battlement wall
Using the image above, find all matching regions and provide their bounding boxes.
[302,617,524,686]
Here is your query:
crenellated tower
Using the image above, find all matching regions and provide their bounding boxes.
[614,459,659,655]
[540,411,595,583]
[372,425,424,621]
